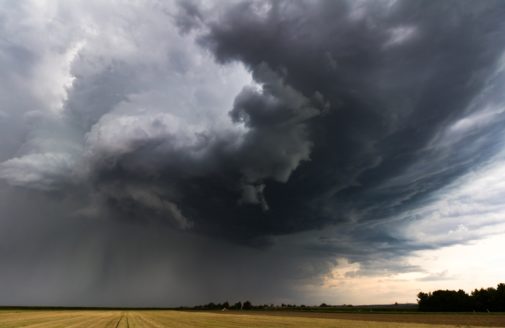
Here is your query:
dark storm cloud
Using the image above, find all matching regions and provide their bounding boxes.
[2,0,505,307]
[0,184,334,306]
[84,0,505,245]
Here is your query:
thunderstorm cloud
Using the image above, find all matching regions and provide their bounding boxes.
[1,0,505,306]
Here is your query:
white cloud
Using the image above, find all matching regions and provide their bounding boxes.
[0,152,75,190]
[397,153,505,245]
[87,111,209,156]
[0,0,253,190]
[385,26,417,47]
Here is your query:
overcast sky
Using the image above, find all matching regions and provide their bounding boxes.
[1,0,505,307]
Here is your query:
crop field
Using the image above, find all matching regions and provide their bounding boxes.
[0,310,504,328]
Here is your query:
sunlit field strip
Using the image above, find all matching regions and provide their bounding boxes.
[0,311,119,328]
[0,311,87,328]
[144,311,503,328]
[0,310,503,328]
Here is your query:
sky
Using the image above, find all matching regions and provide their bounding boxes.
[1,0,505,307]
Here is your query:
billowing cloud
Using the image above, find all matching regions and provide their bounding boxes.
[1,0,505,306]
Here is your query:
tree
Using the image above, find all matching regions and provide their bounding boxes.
[417,283,504,312]
[472,287,496,311]
[496,283,505,311]
[417,292,430,311]
[243,300,252,310]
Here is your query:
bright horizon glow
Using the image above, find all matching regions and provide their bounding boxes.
[313,232,505,305]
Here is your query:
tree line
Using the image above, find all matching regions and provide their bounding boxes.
[181,302,318,311]
[183,301,255,310]
[417,283,505,312]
